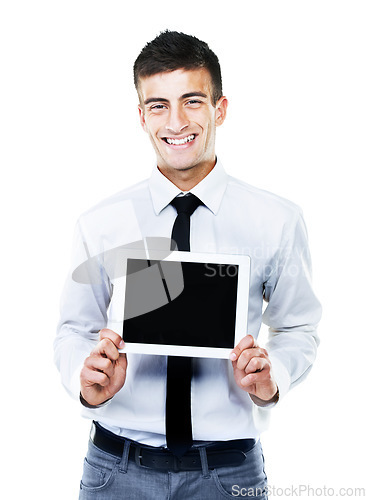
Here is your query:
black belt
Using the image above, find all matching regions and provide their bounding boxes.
[90,421,256,472]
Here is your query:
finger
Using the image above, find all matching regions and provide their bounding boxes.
[244,356,269,375]
[81,366,110,388]
[85,355,115,378]
[240,365,270,388]
[236,347,268,372]
[92,338,120,362]
[99,328,124,349]
[230,334,257,361]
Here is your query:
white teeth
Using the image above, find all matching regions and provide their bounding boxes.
[166,134,195,145]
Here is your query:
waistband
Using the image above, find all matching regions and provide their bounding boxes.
[90,421,256,472]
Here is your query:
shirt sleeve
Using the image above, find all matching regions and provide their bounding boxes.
[54,219,112,400]
[262,210,322,401]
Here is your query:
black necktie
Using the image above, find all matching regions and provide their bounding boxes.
[166,193,202,457]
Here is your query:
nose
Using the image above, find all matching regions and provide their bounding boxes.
[165,106,189,134]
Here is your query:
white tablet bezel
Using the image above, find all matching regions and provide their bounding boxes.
[109,250,251,359]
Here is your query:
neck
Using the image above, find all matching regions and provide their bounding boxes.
[158,158,216,191]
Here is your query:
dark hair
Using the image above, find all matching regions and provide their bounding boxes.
[134,30,223,105]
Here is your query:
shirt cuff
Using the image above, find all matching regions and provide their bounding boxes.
[270,356,292,401]
[79,393,113,409]
[250,387,279,408]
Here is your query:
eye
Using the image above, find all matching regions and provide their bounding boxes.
[149,104,167,111]
[187,100,202,106]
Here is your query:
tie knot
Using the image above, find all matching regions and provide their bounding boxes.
[170,194,202,217]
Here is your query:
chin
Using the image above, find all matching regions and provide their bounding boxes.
[165,155,202,172]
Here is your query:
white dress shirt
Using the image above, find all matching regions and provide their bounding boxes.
[54,158,321,446]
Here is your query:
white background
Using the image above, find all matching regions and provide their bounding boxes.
[1,1,365,498]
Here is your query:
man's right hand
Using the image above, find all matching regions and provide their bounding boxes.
[80,328,127,407]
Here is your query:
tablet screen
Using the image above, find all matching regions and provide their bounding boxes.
[123,259,238,349]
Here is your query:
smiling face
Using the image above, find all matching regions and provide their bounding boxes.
[138,68,228,189]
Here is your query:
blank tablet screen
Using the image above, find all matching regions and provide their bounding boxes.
[123,259,238,349]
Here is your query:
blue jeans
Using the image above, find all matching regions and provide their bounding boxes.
[79,438,267,499]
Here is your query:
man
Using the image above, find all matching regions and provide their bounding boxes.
[55,30,321,499]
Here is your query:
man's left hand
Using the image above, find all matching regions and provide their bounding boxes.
[230,335,278,403]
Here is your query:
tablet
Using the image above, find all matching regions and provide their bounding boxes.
[108,250,250,359]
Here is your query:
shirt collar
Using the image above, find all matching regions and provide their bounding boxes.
[148,157,228,215]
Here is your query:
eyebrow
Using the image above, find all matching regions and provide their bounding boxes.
[144,97,169,105]
[144,91,208,106]
[181,92,208,100]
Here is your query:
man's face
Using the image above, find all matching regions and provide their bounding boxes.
[138,68,227,181]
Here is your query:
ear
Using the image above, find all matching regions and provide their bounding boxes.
[215,96,228,127]
[138,105,147,132]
